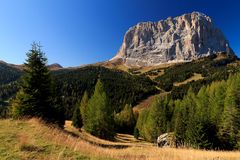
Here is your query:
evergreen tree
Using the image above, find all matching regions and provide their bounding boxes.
[140,96,168,142]
[174,88,196,146]
[189,86,214,149]
[144,98,160,142]
[136,109,149,139]
[84,79,115,139]
[208,81,226,124]
[80,91,89,126]
[183,88,197,143]
[72,101,82,128]
[219,74,240,149]
[173,99,184,145]
[114,104,136,133]
[11,43,64,126]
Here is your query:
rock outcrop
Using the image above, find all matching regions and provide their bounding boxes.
[111,12,234,67]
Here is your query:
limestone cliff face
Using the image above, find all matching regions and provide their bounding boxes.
[111,12,234,66]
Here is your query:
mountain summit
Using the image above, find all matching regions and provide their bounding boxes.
[111,12,234,67]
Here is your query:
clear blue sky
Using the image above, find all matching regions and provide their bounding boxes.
[0,0,239,67]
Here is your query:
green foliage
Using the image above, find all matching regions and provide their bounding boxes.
[0,62,22,85]
[84,79,115,140]
[136,109,149,139]
[0,62,22,101]
[136,96,172,142]
[0,81,19,101]
[218,74,240,149]
[53,66,158,119]
[72,102,83,128]
[114,104,136,133]
[80,91,89,126]
[208,81,226,124]
[11,43,64,126]
[137,72,240,150]
[134,127,140,139]
[154,53,238,98]
[172,99,186,145]
[72,91,90,129]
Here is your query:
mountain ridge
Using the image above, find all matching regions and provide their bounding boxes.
[0,60,63,71]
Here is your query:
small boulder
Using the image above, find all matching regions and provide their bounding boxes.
[157,132,175,147]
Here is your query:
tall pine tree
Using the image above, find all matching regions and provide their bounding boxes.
[11,43,64,126]
[84,79,115,139]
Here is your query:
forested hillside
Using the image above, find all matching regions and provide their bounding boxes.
[53,66,158,119]
[0,62,22,101]
[141,53,239,99]
[0,61,22,85]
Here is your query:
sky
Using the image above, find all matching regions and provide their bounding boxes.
[0,0,239,67]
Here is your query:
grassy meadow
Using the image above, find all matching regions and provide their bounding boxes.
[0,119,240,160]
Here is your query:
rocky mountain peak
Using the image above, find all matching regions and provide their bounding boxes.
[111,12,234,67]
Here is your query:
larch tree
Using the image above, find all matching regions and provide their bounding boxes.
[80,91,89,126]
[72,100,83,128]
[84,79,115,139]
[219,74,240,149]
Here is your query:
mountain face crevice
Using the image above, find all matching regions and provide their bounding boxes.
[111,12,234,67]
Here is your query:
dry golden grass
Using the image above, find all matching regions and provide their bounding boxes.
[173,73,204,87]
[64,120,240,160]
[1,118,240,160]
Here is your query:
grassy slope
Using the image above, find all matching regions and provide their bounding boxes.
[1,119,240,160]
[0,119,112,160]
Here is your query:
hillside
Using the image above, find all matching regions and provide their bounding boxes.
[0,61,22,85]
[0,62,22,108]
[1,118,240,160]
[128,53,239,99]
[53,66,158,119]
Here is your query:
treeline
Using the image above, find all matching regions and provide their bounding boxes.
[53,66,158,119]
[136,73,240,150]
